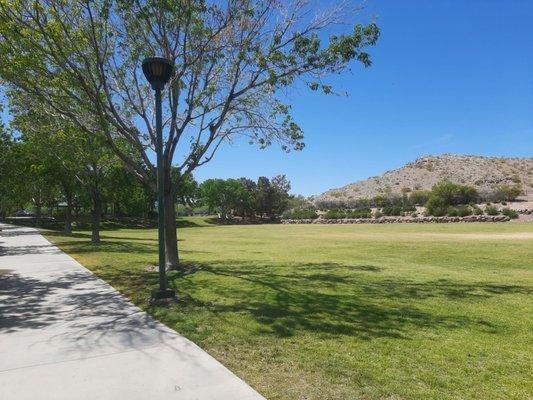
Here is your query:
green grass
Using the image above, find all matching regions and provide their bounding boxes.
[43,219,533,400]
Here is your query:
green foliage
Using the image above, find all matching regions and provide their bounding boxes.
[323,207,372,219]
[410,190,431,205]
[501,208,518,219]
[425,181,479,216]
[492,184,522,202]
[381,205,403,216]
[447,205,472,217]
[472,204,484,215]
[375,194,415,216]
[174,171,199,207]
[199,179,252,219]
[347,208,372,218]
[431,181,478,205]
[485,204,499,216]
[324,209,346,219]
[254,175,292,219]
[282,209,318,220]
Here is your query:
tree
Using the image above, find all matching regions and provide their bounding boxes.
[199,178,251,219]
[0,1,379,267]
[425,180,479,216]
[254,175,291,219]
[492,184,522,202]
[8,93,122,241]
[271,174,291,216]
[235,177,257,217]
[173,171,199,208]
[409,190,431,206]
[429,181,478,206]
[104,163,155,218]
[0,127,23,219]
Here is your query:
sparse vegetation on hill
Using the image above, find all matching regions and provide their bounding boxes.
[315,154,533,203]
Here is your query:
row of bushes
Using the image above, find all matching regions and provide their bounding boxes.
[282,205,519,220]
[323,208,372,219]
[430,203,518,218]
[281,208,319,219]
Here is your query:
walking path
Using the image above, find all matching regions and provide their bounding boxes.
[0,223,265,400]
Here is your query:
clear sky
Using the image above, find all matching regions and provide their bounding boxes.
[194,0,533,196]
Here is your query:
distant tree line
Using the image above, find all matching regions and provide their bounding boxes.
[0,129,296,230]
[178,175,294,220]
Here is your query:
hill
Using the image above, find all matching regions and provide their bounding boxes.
[315,154,533,203]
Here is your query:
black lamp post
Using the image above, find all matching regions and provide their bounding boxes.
[142,57,176,303]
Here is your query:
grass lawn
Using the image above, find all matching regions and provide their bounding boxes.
[43,219,533,400]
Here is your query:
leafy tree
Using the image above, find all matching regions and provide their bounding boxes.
[254,175,291,219]
[430,181,478,205]
[199,179,251,219]
[235,178,258,217]
[104,164,155,218]
[409,190,431,205]
[425,181,479,216]
[0,0,379,267]
[8,93,122,241]
[492,184,522,202]
[173,171,199,208]
[0,127,25,218]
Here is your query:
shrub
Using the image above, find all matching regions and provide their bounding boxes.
[425,196,448,216]
[485,204,499,215]
[282,208,318,219]
[456,205,472,217]
[323,208,372,219]
[425,181,480,216]
[381,205,403,216]
[447,206,458,217]
[488,184,522,202]
[471,204,483,215]
[372,195,389,208]
[324,209,346,219]
[501,208,518,219]
[410,190,431,205]
[402,203,416,212]
[431,180,478,205]
[346,207,372,219]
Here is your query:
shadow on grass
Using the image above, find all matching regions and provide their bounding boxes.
[165,261,531,340]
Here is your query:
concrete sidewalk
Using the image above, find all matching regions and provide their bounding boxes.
[0,223,265,400]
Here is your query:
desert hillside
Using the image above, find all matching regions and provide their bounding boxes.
[315,154,533,202]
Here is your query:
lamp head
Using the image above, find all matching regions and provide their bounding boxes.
[142,57,174,89]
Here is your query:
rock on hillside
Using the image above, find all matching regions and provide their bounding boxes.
[315,154,533,202]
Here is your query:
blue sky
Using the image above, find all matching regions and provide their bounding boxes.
[194,0,533,196]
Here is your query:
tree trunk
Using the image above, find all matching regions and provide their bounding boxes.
[91,188,102,244]
[64,192,72,234]
[164,185,180,269]
[162,167,180,269]
[35,204,42,228]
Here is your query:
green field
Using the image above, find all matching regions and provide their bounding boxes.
[43,219,533,400]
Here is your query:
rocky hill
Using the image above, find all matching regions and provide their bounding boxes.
[315,154,533,202]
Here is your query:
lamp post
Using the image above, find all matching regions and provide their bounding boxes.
[142,57,176,303]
